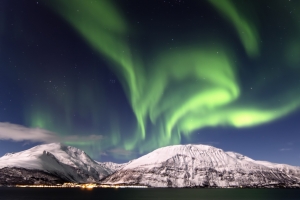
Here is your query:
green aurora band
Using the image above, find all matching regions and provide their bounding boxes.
[207,0,260,57]
[40,0,300,155]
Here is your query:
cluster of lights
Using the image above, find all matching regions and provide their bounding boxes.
[16,183,148,189]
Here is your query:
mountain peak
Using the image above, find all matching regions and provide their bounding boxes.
[1,143,300,187]
[103,144,300,187]
[0,142,110,182]
[121,144,228,170]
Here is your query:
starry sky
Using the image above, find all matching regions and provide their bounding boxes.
[0,0,300,165]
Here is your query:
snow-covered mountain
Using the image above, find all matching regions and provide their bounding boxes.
[97,162,127,174]
[1,143,300,187]
[0,143,111,183]
[102,144,300,188]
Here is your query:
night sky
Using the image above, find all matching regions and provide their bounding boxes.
[1,0,300,165]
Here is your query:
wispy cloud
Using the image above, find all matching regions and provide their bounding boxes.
[198,141,220,146]
[0,122,59,143]
[100,152,108,156]
[279,148,292,152]
[287,142,294,146]
[206,141,220,145]
[63,135,103,143]
[108,148,135,157]
[0,122,103,144]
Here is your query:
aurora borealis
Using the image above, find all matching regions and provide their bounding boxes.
[1,0,300,164]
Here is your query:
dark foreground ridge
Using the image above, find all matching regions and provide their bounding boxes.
[0,167,67,186]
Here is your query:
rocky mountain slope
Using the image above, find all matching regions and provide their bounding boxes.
[97,162,127,174]
[1,143,300,187]
[102,144,300,188]
[0,143,111,183]
[0,167,67,186]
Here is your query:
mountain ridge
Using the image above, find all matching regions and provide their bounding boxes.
[102,144,300,188]
[0,143,111,183]
[1,143,300,188]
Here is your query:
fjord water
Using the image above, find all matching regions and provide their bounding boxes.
[1,188,299,200]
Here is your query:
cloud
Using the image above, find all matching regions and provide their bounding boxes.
[200,141,220,146]
[279,148,292,152]
[287,142,294,146]
[63,134,103,143]
[0,122,103,144]
[100,152,108,156]
[0,122,59,143]
[108,148,135,157]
